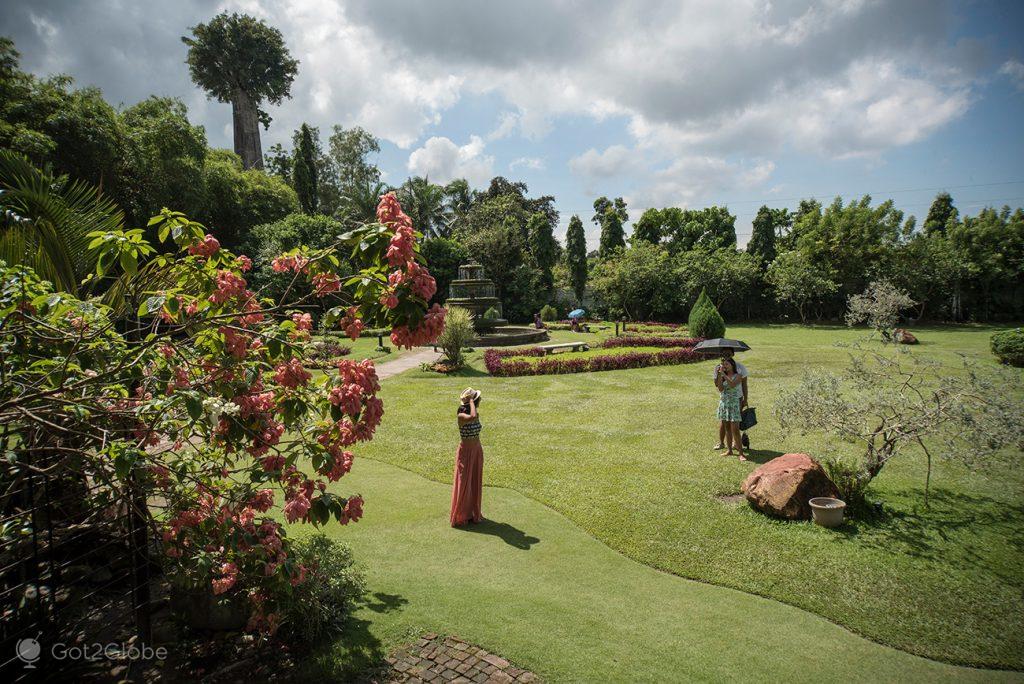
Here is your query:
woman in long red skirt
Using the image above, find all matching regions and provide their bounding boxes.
[451,387,483,527]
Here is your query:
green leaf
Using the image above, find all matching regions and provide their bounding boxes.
[113,448,139,480]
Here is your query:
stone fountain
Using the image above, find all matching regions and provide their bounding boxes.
[446,261,549,346]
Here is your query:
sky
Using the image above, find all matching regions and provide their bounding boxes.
[3,0,1024,248]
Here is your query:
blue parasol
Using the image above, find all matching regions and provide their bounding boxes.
[568,309,586,319]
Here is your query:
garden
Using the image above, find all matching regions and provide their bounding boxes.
[1,8,1023,683]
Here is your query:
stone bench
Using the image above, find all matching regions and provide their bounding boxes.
[540,342,589,355]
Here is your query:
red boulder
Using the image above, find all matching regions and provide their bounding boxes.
[741,453,840,520]
[894,328,918,344]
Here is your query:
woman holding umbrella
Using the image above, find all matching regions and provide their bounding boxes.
[715,358,747,461]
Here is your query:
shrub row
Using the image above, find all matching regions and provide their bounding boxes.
[599,335,702,348]
[484,345,706,377]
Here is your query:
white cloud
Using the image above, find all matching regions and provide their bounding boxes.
[488,111,520,141]
[406,135,494,186]
[509,157,545,172]
[568,145,635,179]
[627,157,776,212]
[1,0,985,162]
[1000,59,1024,91]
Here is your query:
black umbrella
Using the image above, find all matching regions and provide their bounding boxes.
[693,338,751,353]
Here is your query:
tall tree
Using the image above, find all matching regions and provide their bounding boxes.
[592,196,628,227]
[328,125,381,191]
[748,205,783,270]
[631,208,663,245]
[293,123,319,214]
[527,212,558,293]
[923,192,958,235]
[565,214,588,303]
[599,206,626,258]
[182,12,299,169]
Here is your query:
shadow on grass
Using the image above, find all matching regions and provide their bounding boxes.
[738,448,785,464]
[364,591,409,614]
[837,488,1024,584]
[458,518,541,550]
[302,591,410,680]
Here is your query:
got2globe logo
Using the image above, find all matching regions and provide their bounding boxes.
[15,636,42,668]
[13,637,167,669]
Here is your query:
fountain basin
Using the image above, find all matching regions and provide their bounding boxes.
[476,326,550,346]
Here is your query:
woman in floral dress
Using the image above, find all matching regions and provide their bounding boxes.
[715,358,747,460]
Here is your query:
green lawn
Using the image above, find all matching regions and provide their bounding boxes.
[296,458,1019,683]
[327,323,1023,672]
[502,344,670,363]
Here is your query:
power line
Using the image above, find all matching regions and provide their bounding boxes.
[554,180,1024,214]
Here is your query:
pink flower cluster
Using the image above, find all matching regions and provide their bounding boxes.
[271,254,309,273]
[390,303,446,349]
[273,358,312,389]
[312,272,341,297]
[339,306,364,340]
[212,561,238,595]
[291,312,312,336]
[188,234,220,258]
[377,192,416,266]
[209,270,248,304]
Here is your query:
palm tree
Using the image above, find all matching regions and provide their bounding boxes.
[340,180,388,227]
[397,176,446,237]
[0,149,125,296]
[443,178,473,235]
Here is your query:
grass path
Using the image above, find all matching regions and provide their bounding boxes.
[304,458,1021,683]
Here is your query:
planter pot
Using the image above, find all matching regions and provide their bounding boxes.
[171,584,248,631]
[809,497,846,528]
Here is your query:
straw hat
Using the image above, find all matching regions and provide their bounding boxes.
[460,387,482,403]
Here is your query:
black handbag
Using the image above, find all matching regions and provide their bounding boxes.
[739,407,757,431]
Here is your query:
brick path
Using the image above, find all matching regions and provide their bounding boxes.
[376,347,440,380]
[384,634,539,683]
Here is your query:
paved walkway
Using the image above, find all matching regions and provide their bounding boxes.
[385,634,539,683]
[376,347,440,380]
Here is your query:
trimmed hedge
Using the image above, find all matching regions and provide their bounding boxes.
[599,335,701,348]
[991,328,1024,367]
[484,339,706,377]
[688,289,725,339]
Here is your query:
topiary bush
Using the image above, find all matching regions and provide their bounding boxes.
[991,328,1024,367]
[484,306,501,320]
[540,304,558,321]
[688,288,726,339]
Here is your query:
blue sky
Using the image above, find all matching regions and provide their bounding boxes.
[3,0,1023,248]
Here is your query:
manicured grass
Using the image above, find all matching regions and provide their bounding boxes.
[312,334,408,362]
[343,323,1024,670]
[298,458,1020,682]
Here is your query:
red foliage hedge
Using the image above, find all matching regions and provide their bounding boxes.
[484,338,706,377]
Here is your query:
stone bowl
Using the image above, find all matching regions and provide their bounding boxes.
[809,497,846,528]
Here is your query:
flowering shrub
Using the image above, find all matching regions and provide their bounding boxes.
[484,342,705,377]
[0,192,443,636]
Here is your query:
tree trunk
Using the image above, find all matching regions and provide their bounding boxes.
[232,88,263,170]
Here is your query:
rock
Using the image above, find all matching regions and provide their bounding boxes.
[741,453,840,520]
[894,328,918,344]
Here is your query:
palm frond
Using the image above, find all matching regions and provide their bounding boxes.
[0,149,126,295]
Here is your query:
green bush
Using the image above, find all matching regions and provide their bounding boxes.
[991,328,1024,367]
[436,307,476,367]
[821,455,873,511]
[688,288,725,338]
[483,307,501,320]
[281,534,365,645]
[540,304,558,321]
